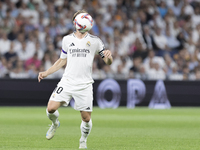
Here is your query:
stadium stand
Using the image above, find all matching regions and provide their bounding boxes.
[0,0,200,80]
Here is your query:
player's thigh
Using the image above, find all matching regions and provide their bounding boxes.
[47,101,62,113]
[73,84,93,112]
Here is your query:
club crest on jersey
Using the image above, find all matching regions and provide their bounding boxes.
[86,41,91,47]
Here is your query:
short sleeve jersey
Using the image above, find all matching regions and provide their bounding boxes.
[60,32,104,85]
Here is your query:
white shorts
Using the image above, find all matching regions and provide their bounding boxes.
[49,82,93,112]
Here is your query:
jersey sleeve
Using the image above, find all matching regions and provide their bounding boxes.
[96,38,105,58]
[60,36,68,59]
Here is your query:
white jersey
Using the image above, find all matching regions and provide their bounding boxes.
[60,32,105,86]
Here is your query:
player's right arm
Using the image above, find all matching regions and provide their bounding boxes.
[38,36,68,82]
[38,58,67,82]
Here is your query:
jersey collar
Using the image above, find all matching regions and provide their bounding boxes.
[73,32,88,39]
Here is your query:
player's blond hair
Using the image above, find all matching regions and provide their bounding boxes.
[72,10,88,21]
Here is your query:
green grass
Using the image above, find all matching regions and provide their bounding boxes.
[0,107,200,150]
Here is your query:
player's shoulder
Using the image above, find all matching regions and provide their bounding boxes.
[87,34,103,43]
[88,33,98,38]
[87,33,100,39]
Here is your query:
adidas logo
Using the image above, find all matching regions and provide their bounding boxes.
[69,43,75,47]
[86,107,90,110]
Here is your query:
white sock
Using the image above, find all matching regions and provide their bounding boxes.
[46,109,59,125]
[80,119,92,142]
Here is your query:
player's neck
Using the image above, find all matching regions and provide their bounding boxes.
[74,31,88,39]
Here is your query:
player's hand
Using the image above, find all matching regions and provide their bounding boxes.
[103,50,112,59]
[38,71,48,82]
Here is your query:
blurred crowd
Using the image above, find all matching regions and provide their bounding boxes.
[1,0,200,80]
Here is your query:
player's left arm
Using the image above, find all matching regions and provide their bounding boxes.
[97,37,113,65]
[102,50,113,65]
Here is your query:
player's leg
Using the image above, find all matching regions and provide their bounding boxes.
[46,84,72,140]
[72,84,93,149]
[46,100,62,125]
[79,111,92,149]
[46,100,62,140]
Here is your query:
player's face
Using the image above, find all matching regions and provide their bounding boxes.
[73,20,88,34]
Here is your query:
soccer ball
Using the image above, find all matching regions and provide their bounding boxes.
[74,13,93,33]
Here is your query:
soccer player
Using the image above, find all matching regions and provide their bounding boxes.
[38,10,113,149]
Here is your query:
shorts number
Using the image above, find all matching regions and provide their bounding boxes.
[56,87,63,94]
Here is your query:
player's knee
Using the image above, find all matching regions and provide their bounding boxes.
[82,118,90,122]
[47,101,60,113]
[47,107,57,113]
[82,116,91,122]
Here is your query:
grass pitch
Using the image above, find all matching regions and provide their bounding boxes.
[0,107,200,150]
